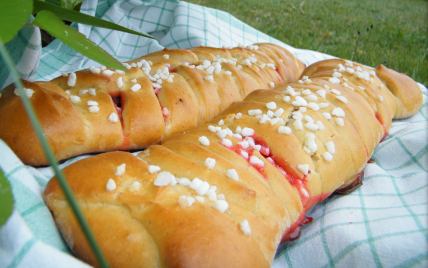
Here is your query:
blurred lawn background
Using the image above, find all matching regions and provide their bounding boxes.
[185,0,428,86]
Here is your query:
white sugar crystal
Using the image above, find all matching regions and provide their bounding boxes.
[218,119,225,125]
[154,172,174,186]
[179,196,195,208]
[115,163,126,176]
[207,190,217,201]
[103,70,115,76]
[131,79,137,83]
[297,164,310,175]
[224,71,232,76]
[269,82,275,88]
[283,96,291,102]
[323,152,333,162]
[204,158,216,169]
[249,155,264,167]
[205,75,214,82]
[61,72,68,77]
[235,113,242,119]
[238,140,250,149]
[199,136,210,146]
[378,95,384,102]
[89,106,99,113]
[338,64,346,72]
[259,114,270,124]
[322,112,332,120]
[326,141,336,155]
[299,107,307,113]
[189,178,203,190]
[115,69,125,75]
[67,72,76,87]
[87,100,98,106]
[274,108,284,117]
[305,115,314,123]
[70,95,81,103]
[116,77,124,88]
[232,127,241,136]
[129,181,142,192]
[226,169,239,181]
[318,103,330,109]
[336,96,348,103]
[215,200,229,213]
[79,90,88,95]
[305,122,319,131]
[108,112,118,123]
[293,119,303,130]
[331,89,341,95]
[89,66,101,74]
[196,181,210,196]
[216,129,228,139]
[130,84,141,92]
[329,77,341,84]
[217,194,226,200]
[148,165,161,174]
[269,117,281,125]
[239,219,251,236]
[65,90,70,95]
[306,95,318,101]
[89,88,96,96]
[25,88,35,99]
[332,71,342,78]
[208,125,218,132]
[278,126,292,134]
[301,89,311,96]
[358,86,365,91]
[332,107,346,117]
[267,110,274,118]
[307,102,320,111]
[177,177,191,186]
[222,138,233,147]
[292,96,308,107]
[346,67,355,74]
[106,179,116,191]
[248,109,263,116]
[336,117,345,126]
[253,145,261,151]
[240,150,249,159]
[266,102,277,110]
[241,127,255,137]
[292,111,303,120]
[232,133,242,140]
[316,121,325,130]
[316,89,326,98]
[163,54,169,59]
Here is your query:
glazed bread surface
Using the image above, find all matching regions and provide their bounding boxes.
[43,58,423,267]
[0,43,305,166]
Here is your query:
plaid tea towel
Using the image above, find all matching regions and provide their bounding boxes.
[0,0,427,267]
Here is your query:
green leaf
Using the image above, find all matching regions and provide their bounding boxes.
[33,0,155,39]
[0,168,14,227]
[45,0,61,6]
[32,10,127,72]
[0,0,33,43]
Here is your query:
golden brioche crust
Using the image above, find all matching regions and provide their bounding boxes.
[0,44,305,166]
[44,57,423,267]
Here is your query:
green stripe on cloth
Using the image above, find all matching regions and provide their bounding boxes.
[7,238,37,268]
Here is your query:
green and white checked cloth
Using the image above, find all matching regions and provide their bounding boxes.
[0,0,427,267]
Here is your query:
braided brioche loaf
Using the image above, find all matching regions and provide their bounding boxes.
[43,59,422,267]
[0,43,305,166]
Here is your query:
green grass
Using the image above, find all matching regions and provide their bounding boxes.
[186,0,428,87]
